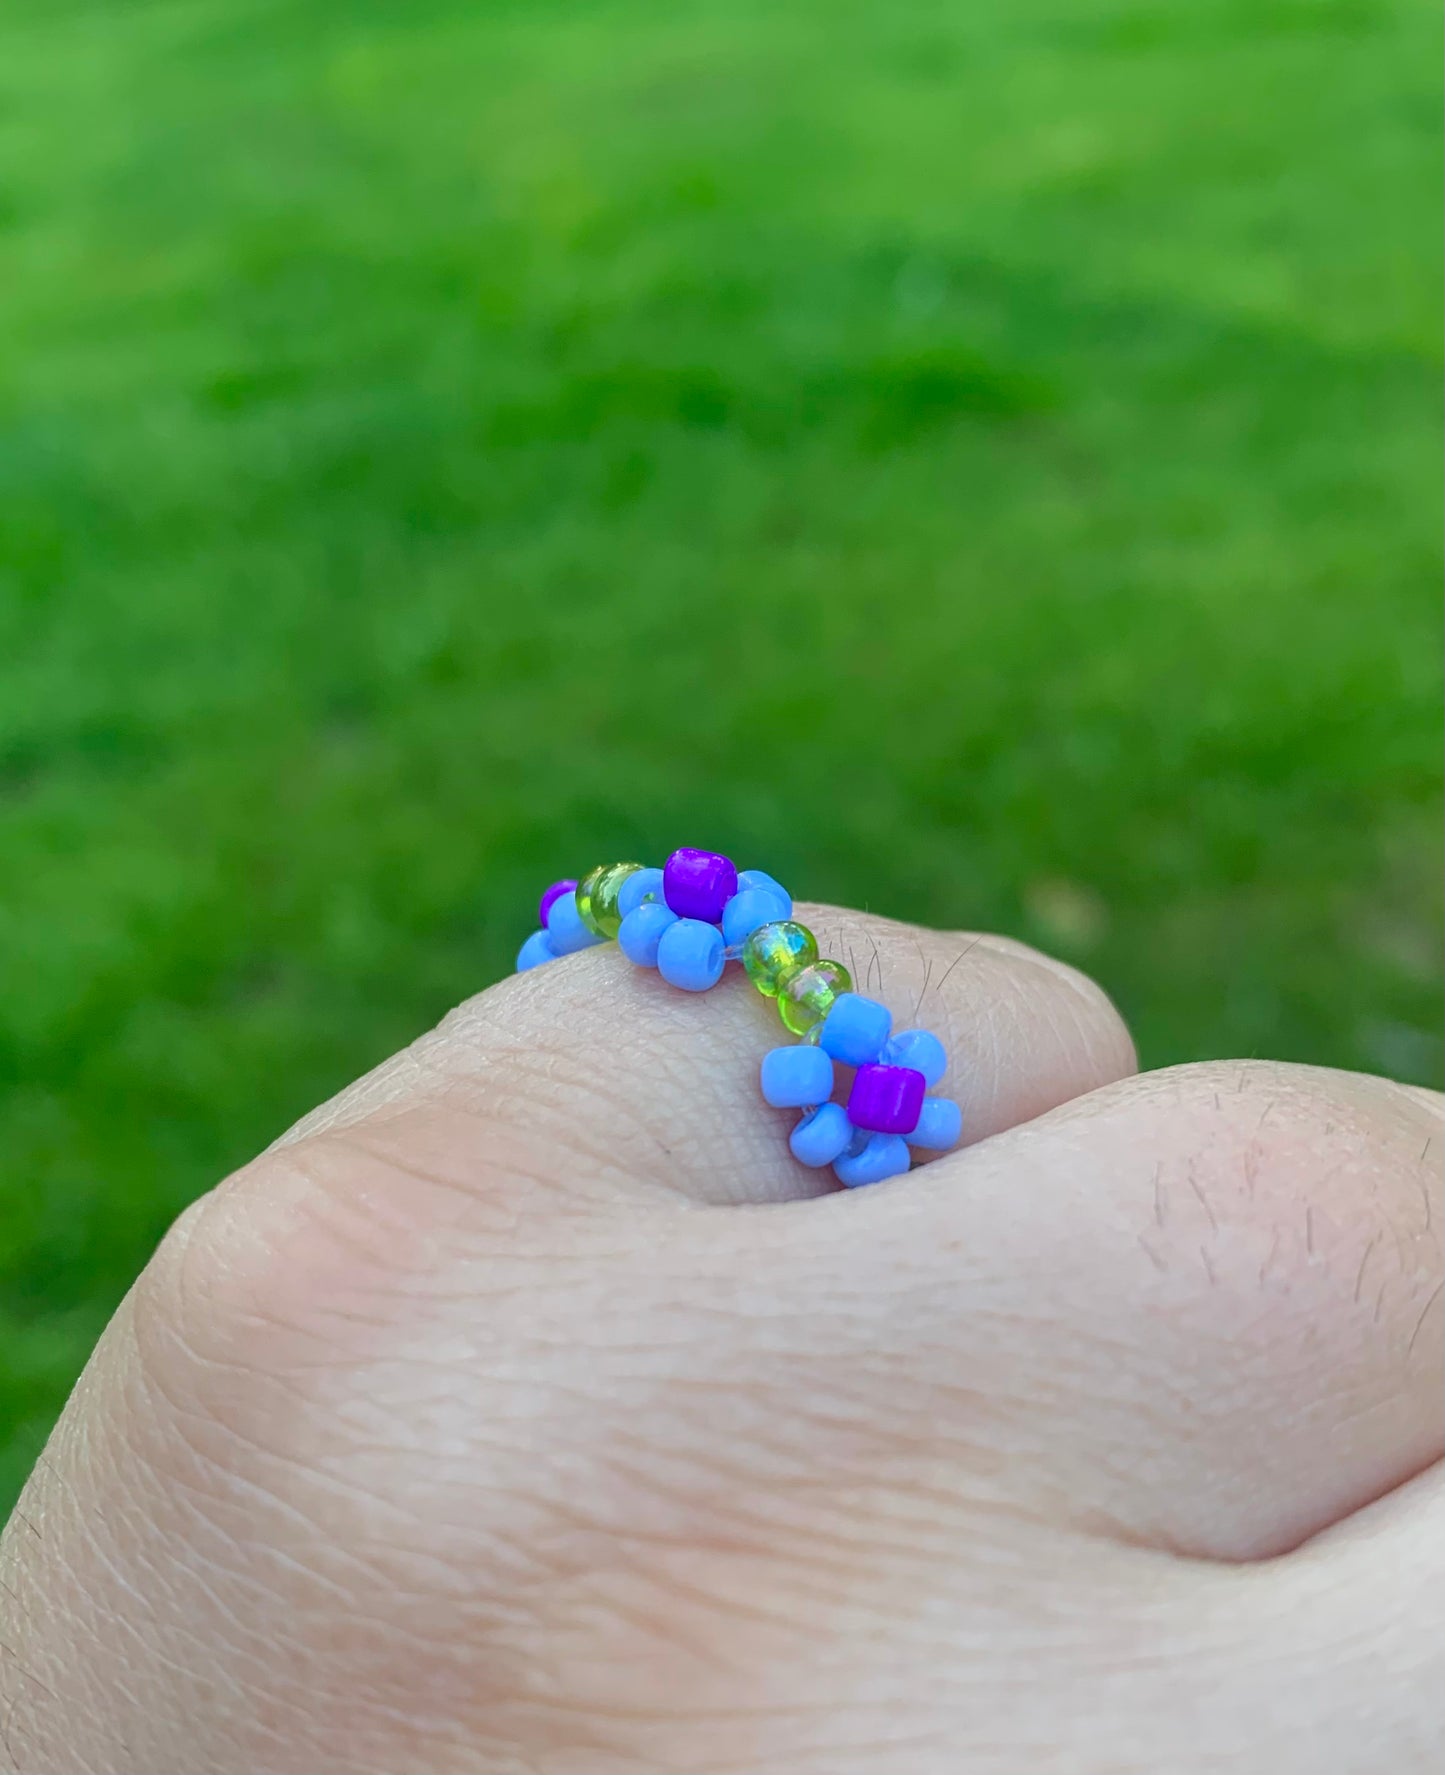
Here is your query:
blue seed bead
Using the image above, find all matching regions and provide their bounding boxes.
[909,1096,963,1150]
[516,929,557,972]
[618,900,678,967]
[656,918,726,991]
[547,892,606,956]
[737,870,792,917]
[789,1101,854,1168]
[819,992,893,1067]
[883,1028,948,1088]
[618,866,665,920]
[834,1132,912,1188]
[722,886,791,948]
[759,1044,834,1109]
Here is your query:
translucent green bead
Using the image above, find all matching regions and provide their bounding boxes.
[576,862,642,939]
[777,959,853,1036]
[742,920,818,997]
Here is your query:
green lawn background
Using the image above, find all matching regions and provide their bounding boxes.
[1,0,1440,1510]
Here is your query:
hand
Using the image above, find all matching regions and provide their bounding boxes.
[3,906,1440,1773]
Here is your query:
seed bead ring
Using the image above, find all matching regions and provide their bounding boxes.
[515,847,963,1188]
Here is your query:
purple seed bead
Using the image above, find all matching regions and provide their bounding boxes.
[847,1063,927,1136]
[538,878,578,927]
[662,847,738,923]
[660,848,742,923]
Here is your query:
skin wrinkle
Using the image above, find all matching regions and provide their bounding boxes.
[12,1446,159,1671]
[97,1459,535,1758]
[127,1373,666,1646]
[70,1529,256,1726]
[513,1552,1268,1775]
[298,1128,590,1245]
[162,1278,855,1483]
[305,1405,1015,1753]
[524,1481,901,1593]
[148,1440,388,1616]
[5,1534,210,1770]
[129,1313,467,1585]
[229,1138,600,1265]
[434,1412,1434,1760]
[529,1553,1172,1732]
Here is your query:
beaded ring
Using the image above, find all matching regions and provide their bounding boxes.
[515,848,962,1188]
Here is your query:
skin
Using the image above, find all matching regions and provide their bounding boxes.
[1,904,1441,1774]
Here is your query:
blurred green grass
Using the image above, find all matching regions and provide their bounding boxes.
[1,0,1440,1509]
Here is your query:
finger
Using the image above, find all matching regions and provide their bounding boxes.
[1170,1463,1445,1769]
[265,904,1136,1208]
[741,1060,1443,1562]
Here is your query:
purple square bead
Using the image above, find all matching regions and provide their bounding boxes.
[847,1064,927,1136]
[662,847,738,924]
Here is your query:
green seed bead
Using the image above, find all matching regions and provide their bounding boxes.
[576,866,608,935]
[742,920,818,997]
[576,862,642,939]
[777,959,853,1036]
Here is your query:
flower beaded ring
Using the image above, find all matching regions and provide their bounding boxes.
[516,848,962,1187]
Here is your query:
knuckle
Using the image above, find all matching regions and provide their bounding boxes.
[1118,1060,1442,1329]
[128,1141,434,1430]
